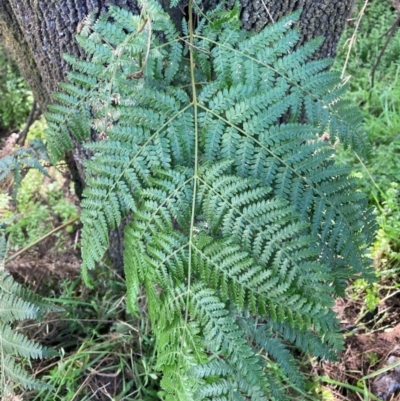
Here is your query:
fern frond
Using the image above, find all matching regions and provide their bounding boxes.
[189,286,269,400]
[45,3,377,399]
[0,355,49,391]
[0,271,62,316]
[0,324,48,359]
[266,319,338,360]
[0,291,39,322]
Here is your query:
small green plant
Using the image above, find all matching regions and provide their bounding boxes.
[366,352,379,366]
[0,139,50,200]
[374,182,400,272]
[0,137,79,250]
[0,46,32,134]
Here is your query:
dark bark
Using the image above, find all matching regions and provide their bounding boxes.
[0,0,354,270]
[238,0,354,59]
[0,1,142,108]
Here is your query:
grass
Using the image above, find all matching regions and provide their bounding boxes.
[334,0,400,189]
[1,0,400,399]
[334,0,400,257]
[27,272,159,401]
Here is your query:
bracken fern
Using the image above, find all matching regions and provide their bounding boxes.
[46,2,376,399]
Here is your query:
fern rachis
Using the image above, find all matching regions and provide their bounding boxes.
[45,2,376,400]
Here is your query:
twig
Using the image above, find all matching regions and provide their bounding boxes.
[354,151,383,196]
[179,37,212,55]
[5,216,79,264]
[341,0,369,79]
[370,12,400,90]
[260,0,274,23]
[17,100,42,146]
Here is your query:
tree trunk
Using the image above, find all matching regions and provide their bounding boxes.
[0,0,354,268]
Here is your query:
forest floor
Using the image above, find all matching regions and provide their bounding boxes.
[317,285,400,401]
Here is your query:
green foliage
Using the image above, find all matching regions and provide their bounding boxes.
[374,183,400,271]
[342,0,400,77]
[334,0,400,183]
[334,0,400,271]
[1,167,79,250]
[0,123,66,397]
[0,47,32,133]
[0,231,61,396]
[46,2,376,400]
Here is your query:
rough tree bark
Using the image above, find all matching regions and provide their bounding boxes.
[0,0,354,268]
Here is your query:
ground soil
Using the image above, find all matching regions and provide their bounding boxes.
[314,286,400,401]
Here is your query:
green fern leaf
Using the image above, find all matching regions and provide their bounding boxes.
[0,233,60,396]
[45,2,376,399]
[1,355,49,391]
[0,324,48,359]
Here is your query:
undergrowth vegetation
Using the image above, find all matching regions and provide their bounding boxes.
[334,0,400,276]
[0,47,32,136]
[312,0,400,398]
[0,231,62,395]
[29,266,159,401]
[0,0,399,400]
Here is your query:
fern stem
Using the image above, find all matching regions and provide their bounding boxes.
[186,0,199,324]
